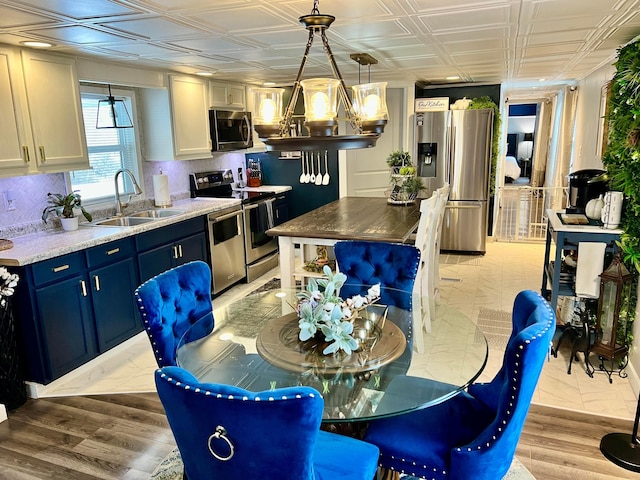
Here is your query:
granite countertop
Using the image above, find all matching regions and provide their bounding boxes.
[231,185,291,194]
[1,197,240,267]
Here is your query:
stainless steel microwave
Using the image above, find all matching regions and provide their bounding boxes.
[209,109,253,152]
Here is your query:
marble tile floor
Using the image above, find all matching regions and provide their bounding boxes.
[35,241,638,421]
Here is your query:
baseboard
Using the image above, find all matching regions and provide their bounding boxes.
[25,331,149,399]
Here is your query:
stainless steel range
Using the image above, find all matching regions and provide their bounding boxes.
[190,170,279,293]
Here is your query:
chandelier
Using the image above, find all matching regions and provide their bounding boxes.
[251,0,388,151]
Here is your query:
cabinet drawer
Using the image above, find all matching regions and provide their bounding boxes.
[135,216,205,251]
[86,237,135,269]
[31,252,85,287]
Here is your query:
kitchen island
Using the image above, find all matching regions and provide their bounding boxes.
[267,197,420,288]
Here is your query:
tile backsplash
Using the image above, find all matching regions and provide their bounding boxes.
[0,152,246,238]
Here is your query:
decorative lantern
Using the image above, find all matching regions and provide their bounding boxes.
[591,254,634,360]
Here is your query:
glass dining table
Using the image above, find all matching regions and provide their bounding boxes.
[176,286,488,423]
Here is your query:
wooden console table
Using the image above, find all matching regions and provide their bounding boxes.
[541,209,622,311]
[267,197,420,288]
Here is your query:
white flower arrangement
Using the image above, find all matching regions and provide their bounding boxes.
[0,267,19,308]
[295,265,380,355]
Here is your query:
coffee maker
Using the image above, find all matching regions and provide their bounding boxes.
[566,169,609,214]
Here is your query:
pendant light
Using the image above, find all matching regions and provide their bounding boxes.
[251,0,387,152]
[96,84,133,129]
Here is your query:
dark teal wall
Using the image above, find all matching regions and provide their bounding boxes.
[245,151,339,219]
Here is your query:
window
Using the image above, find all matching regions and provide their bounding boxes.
[68,85,142,203]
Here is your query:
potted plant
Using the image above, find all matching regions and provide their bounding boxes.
[386,150,424,204]
[386,150,415,175]
[41,191,92,231]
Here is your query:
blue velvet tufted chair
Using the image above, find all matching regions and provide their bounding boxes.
[333,240,421,310]
[134,261,215,368]
[363,290,556,479]
[155,366,380,480]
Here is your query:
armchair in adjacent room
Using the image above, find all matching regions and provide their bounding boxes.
[155,366,380,480]
[363,290,555,480]
[134,260,215,367]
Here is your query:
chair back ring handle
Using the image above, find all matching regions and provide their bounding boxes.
[208,425,235,461]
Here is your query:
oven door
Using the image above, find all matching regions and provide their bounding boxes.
[208,208,246,294]
[243,198,277,264]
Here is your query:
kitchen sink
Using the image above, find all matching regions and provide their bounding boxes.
[128,209,185,218]
[90,217,157,227]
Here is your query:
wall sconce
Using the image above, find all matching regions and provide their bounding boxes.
[592,254,633,363]
[96,84,133,129]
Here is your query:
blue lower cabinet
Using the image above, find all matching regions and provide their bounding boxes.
[136,217,208,283]
[13,238,142,384]
[33,273,97,382]
[90,257,141,351]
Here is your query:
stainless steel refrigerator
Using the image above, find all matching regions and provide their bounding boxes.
[414,108,493,254]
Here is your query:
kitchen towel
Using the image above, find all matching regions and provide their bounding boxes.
[153,172,172,207]
[575,242,606,298]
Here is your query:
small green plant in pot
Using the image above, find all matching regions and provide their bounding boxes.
[386,150,415,175]
[42,191,92,231]
[399,176,425,200]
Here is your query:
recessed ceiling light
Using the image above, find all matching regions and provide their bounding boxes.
[538,78,546,82]
[263,82,277,86]
[446,76,460,80]
[195,72,213,76]
[20,41,53,48]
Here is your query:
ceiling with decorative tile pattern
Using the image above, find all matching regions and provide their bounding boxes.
[1,0,639,97]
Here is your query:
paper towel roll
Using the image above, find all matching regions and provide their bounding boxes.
[153,174,172,207]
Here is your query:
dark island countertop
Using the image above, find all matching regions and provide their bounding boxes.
[267,197,420,243]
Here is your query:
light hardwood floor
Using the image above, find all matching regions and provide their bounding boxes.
[0,392,638,479]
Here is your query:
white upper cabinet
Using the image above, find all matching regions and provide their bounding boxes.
[169,75,211,158]
[0,47,88,177]
[140,74,212,161]
[210,81,246,110]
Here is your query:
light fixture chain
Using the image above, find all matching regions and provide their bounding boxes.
[280,28,316,136]
[320,30,361,133]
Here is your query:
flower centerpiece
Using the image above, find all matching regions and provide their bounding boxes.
[295,265,380,355]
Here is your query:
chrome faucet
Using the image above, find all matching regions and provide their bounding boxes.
[114,168,143,216]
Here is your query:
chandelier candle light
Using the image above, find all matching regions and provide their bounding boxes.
[251,0,388,152]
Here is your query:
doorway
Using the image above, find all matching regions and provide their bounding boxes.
[505,103,538,186]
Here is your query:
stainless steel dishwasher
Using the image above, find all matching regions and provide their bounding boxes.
[207,205,246,294]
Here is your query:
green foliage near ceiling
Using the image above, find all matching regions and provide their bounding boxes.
[469,96,501,196]
[604,40,640,243]
[603,39,640,269]
[602,39,640,347]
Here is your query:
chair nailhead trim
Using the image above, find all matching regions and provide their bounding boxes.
[158,370,318,402]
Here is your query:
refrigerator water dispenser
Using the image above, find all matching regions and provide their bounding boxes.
[417,142,437,178]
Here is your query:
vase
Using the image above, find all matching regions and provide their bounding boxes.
[60,216,79,231]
